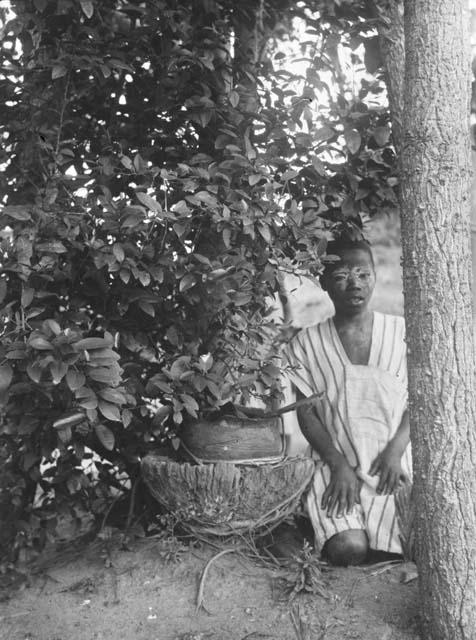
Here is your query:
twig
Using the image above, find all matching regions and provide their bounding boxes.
[109,565,120,604]
[267,391,323,417]
[290,604,311,640]
[0,612,29,622]
[126,476,139,530]
[365,559,402,577]
[99,492,123,532]
[196,548,239,613]
[55,71,71,157]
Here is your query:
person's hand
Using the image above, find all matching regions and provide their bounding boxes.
[322,454,361,518]
[369,442,409,495]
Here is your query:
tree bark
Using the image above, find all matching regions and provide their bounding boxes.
[232,1,263,114]
[371,0,405,151]
[400,1,476,638]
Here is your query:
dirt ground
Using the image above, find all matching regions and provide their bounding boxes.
[0,535,420,640]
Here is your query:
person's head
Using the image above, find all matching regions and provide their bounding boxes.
[320,238,376,316]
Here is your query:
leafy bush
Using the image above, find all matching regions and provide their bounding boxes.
[0,0,396,562]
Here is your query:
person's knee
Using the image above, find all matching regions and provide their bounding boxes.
[323,529,368,566]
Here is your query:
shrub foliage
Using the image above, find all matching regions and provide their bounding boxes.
[0,0,396,561]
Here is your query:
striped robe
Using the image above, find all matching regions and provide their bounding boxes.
[285,311,412,554]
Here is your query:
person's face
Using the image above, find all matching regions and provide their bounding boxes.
[322,248,376,315]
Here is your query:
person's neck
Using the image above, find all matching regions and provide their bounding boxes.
[333,307,372,328]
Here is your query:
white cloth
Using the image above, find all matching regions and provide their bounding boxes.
[285,312,411,553]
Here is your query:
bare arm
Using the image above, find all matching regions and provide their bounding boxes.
[295,387,360,517]
[296,388,341,467]
[370,408,410,494]
[389,408,410,454]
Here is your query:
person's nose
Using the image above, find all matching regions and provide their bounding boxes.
[346,273,362,289]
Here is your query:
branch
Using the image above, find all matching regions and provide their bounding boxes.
[369,0,405,152]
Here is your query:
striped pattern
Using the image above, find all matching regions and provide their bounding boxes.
[286,312,412,554]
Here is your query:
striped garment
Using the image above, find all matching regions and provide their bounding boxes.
[285,311,412,554]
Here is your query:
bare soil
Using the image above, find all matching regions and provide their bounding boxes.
[0,536,420,640]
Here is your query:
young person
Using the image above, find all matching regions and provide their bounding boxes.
[285,238,411,566]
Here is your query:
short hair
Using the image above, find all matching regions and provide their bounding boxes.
[321,238,374,279]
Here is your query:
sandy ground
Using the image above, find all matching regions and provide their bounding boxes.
[0,537,420,640]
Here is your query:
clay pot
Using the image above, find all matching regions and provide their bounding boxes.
[179,413,284,464]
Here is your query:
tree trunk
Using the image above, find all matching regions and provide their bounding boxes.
[400,1,476,638]
[232,1,263,115]
[371,0,405,151]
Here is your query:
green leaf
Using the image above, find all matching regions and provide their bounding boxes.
[80,0,94,18]
[98,401,122,422]
[147,377,173,394]
[282,169,299,181]
[78,396,98,410]
[138,301,155,316]
[122,408,132,427]
[363,36,382,74]
[75,386,96,401]
[26,362,42,384]
[74,337,113,351]
[88,368,119,384]
[136,191,162,212]
[311,156,326,176]
[258,224,272,243]
[26,307,44,320]
[3,206,31,221]
[0,280,6,304]
[344,129,361,155]
[373,126,391,147]
[52,65,68,80]
[98,388,127,405]
[43,319,62,335]
[195,191,217,207]
[66,370,86,391]
[112,243,125,262]
[248,174,262,186]
[138,271,151,287]
[50,360,68,384]
[120,269,131,284]
[222,228,231,248]
[233,292,252,306]
[180,393,199,418]
[120,156,134,170]
[215,134,231,149]
[179,274,196,292]
[95,424,115,450]
[88,348,120,362]
[0,364,13,391]
[57,426,72,444]
[53,412,85,429]
[36,241,67,253]
[229,90,240,108]
[21,287,34,308]
[153,405,171,423]
[29,337,53,350]
[6,350,27,360]
[100,64,111,78]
